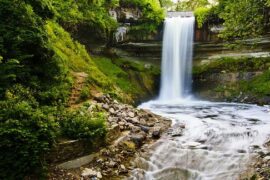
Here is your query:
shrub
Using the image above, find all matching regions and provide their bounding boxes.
[60,108,107,140]
[0,99,59,179]
[80,86,91,101]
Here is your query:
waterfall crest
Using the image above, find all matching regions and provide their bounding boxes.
[159,16,195,101]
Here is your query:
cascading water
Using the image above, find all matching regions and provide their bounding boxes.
[129,14,270,180]
[159,16,195,101]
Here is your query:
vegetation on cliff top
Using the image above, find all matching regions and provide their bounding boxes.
[120,0,165,38]
[177,0,270,40]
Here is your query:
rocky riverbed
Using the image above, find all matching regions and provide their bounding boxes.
[48,95,172,179]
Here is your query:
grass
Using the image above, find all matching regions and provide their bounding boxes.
[93,56,160,103]
[45,20,113,90]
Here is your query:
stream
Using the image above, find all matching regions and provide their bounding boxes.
[130,100,270,180]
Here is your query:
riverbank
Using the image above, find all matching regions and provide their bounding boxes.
[48,94,171,179]
[242,140,270,180]
[193,56,270,105]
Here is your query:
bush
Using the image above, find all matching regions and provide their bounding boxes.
[194,7,211,28]
[60,108,107,140]
[80,86,91,101]
[0,99,59,179]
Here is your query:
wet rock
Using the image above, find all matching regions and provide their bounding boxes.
[263,156,270,162]
[186,142,201,148]
[109,108,115,114]
[130,133,146,147]
[152,127,161,139]
[121,112,127,118]
[119,164,128,174]
[128,111,135,118]
[97,172,102,179]
[237,149,247,153]
[108,160,117,168]
[131,125,141,133]
[179,123,186,129]
[139,118,147,125]
[139,125,150,133]
[102,103,109,110]
[108,117,118,123]
[81,168,97,177]
[147,122,155,127]
[119,121,126,126]
[129,117,140,125]
[171,128,183,137]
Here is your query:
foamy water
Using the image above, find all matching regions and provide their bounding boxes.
[129,100,270,180]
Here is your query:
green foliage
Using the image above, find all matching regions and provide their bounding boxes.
[60,108,107,139]
[45,20,113,93]
[194,7,211,28]
[159,0,174,8]
[176,0,209,11]
[51,0,118,40]
[120,0,165,35]
[215,70,270,100]
[80,86,91,101]
[0,0,164,178]
[0,96,59,179]
[217,0,267,40]
[240,70,270,97]
[93,56,160,102]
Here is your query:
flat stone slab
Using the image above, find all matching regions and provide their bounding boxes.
[57,154,96,169]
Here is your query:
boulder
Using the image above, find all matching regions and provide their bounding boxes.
[152,127,161,139]
[128,111,135,118]
[102,104,109,110]
[109,108,115,114]
[171,128,183,137]
[119,164,128,174]
[130,133,146,147]
[81,168,97,177]
[139,125,150,133]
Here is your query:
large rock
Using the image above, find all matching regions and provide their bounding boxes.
[128,111,135,118]
[130,133,146,147]
[152,127,161,139]
[81,168,98,177]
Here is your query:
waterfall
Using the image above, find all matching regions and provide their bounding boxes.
[159,16,195,101]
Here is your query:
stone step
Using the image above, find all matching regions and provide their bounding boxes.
[57,154,96,170]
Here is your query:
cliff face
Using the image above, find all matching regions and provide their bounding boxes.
[192,38,270,105]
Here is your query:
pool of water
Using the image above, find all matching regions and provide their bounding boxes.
[129,100,270,180]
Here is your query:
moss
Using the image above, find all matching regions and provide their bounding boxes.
[213,70,270,102]
[45,20,114,90]
[195,57,270,103]
[44,21,160,104]
[239,70,270,96]
[93,56,160,103]
[122,141,136,150]
[193,57,270,76]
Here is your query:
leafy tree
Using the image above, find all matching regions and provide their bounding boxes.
[176,0,209,11]
[159,0,174,8]
[217,0,268,40]
[0,87,58,179]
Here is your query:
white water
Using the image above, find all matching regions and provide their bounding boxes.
[159,16,195,101]
[130,101,270,180]
[129,16,270,180]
